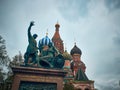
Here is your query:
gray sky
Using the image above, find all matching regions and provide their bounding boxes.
[0,0,120,89]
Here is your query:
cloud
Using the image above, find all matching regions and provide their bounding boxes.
[96,74,120,90]
[0,0,60,57]
[113,32,120,49]
[95,76,120,90]
[57,0,90,21]
[0,0,120,90]
[71,0,120,89]
[105,0,120,11]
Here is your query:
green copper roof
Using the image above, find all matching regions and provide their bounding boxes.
[75,68,89,81]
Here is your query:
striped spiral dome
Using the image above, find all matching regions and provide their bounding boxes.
[38,36,53,48]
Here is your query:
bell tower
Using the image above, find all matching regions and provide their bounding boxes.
[52,22,64,53]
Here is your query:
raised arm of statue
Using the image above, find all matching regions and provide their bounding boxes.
[28,21,34,39]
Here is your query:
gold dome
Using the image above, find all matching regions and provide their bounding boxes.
[62,50,72,60]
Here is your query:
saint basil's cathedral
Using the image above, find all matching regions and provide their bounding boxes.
[40,22,95,90]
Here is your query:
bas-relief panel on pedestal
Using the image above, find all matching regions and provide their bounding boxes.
[19,81,57,90]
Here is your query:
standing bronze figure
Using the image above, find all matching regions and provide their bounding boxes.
[24,21,38,66]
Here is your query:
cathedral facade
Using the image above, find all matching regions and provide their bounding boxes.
[52,22,95,90]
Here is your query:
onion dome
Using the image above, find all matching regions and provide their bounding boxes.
[55,22,60,28]
[62,50,72,60]
[38,35,53,47]
[70,44,82,55]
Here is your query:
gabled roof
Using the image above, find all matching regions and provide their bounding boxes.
[75,68,89,81]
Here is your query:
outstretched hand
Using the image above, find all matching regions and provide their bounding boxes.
[30,21,35,27]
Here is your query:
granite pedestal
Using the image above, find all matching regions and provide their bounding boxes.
[11,66,66,90]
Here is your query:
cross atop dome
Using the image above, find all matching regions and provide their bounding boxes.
[46,29,48,36]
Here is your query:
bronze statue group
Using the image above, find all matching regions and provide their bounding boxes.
[24,21,65,69]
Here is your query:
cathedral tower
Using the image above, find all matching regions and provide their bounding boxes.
[70,43,86,76]
[52,22,64,53]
